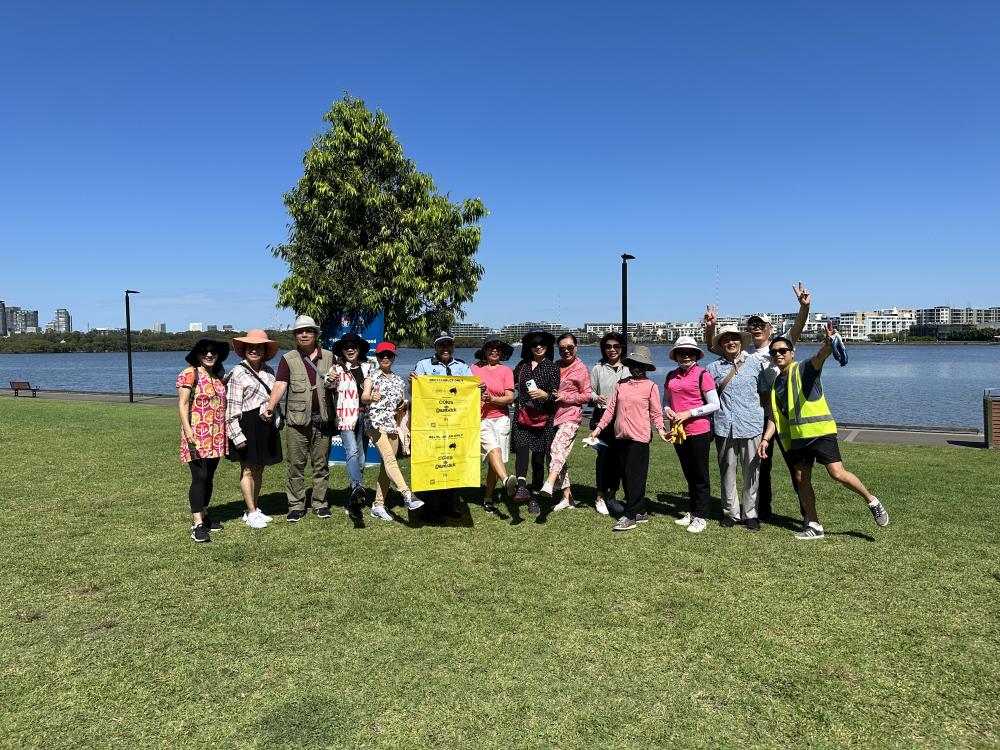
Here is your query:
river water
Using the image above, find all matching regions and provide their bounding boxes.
[3,345,999,428]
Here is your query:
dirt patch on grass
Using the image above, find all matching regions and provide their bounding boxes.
[15,610,45,623]
[87,620,118,634]
[69,584,104,597]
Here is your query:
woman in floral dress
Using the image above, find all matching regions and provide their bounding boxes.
[177,338,230,543]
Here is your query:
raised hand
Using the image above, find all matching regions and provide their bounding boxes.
[703,304,718,326]
[824,321,836,343]
[793,281,811,307]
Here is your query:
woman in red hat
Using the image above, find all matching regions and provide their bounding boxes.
[361,342,424,520]
[226,329,283,530]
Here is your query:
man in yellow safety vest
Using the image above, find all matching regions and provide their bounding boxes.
[759,321,889,540]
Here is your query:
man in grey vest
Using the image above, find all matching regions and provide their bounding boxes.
[263,315,336,522]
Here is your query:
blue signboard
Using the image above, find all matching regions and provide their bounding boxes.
[322,310,385,466]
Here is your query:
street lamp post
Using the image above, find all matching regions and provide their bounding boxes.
[621,254,635,348]
[125,290,140,402]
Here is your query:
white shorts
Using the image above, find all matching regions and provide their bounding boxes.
[480,416,511,463]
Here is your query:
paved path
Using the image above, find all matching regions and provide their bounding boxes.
[3,388,988,448]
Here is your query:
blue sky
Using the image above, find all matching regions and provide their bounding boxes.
[2,1,997,332]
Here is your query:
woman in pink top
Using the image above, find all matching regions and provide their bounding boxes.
[471,336,518,514]
[589,346,668,532]
[664,335,720,535]
[539,333,592,510]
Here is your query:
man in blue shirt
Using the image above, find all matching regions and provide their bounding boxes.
[409,331,473,520]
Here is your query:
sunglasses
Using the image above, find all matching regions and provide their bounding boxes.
[675,351,698,359]
[604,344,622,350]
[199,349,217,357]
[342,344,358,350]
[770,347,792,357]
[559,345,576,352]
[748,322,767,330]
[377,352,395,360]
[531,341,546,349]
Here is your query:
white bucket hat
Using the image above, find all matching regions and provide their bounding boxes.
[713,324,751,349]
[669,335,705,361]
[292,315,321,334]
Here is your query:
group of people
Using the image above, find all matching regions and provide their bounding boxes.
[177,282,890,543]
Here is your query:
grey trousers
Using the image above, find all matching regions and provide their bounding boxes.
[285,422,332,511]
[715,434,762,520]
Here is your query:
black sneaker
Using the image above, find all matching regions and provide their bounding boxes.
[746,518,760,531]
[720,517,738,528]
[635,512,651,524]
[527,498,541,515]
[346,501,363,520]
[286,510,306,523]
[191,523,211,543]
[483,500,498,514]
[203,516,223,532]
[514,486,531,503]
[314,507,331,520]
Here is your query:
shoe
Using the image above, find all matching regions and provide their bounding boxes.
[202,516,223,532]
[256,509,273,523]
[687,517,707,534]
[346,501,363,520]
[552,497,572,512]
[635,512,651,524]
[675,512,692,526]
[370,505,394,521]
[514,486,531,503]
[483,500,498,514]
[286,510,306,523]
[746,518,760,531]
[527,498,541,515]
[595,498,610,516]
[314,507,331,519]
[244,511,268,529]
[868,498,889,527]
[613,516,637,532]
[503,475,518,498]
[795,522,825,540]
[191,523,211,543]
[403,492,425,510]
[539,482,554,497]
[607,497,625,516]
[720,517,738,528]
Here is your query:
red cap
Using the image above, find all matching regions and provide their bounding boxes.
[375,342,397,355]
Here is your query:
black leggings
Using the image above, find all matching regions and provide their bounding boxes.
[617,439,650,519]
[188,458,220,515]
[673,431,712,519]
[515,447,546,491]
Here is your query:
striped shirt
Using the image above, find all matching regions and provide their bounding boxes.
[225,362,276,445]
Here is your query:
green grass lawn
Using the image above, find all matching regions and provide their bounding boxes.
[2,399,998,749]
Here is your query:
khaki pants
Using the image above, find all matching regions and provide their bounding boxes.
[285,422,332,511]
[366,428,409,506]
[715,434,762,521]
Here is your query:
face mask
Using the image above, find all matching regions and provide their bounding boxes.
[629,365,646,378]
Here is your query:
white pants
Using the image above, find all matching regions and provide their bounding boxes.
[715,435,762,520]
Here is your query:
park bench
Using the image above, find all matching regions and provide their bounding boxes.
[10,381,40,397]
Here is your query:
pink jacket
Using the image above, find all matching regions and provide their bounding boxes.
[554,358,592,427]
[596,377,664,442]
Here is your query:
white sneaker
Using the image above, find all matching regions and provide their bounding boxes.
[594,498,609,516]
[552,497,572,512]
[675,512,692,526]
[868,498,889,527]
[538,481,554,497]
[370,505,394,522]
[244,511,268,529]
[403,492,425,510]
[686,517,707,534]
[256,509,273,522]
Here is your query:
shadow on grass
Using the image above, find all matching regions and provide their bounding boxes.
[947,439,986,448]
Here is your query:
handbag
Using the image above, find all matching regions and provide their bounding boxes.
[518,405,548,428]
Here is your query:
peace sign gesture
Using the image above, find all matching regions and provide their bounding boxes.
[792,281,811,307]
[703,304,718,327]
[824,320,837,343]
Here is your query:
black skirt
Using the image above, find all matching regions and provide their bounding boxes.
[227,410,283,466]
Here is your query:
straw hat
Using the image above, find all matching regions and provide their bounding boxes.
[232,329,279,361]
[713,325,751,349]
[669,336,705,361]
[623,345,656,372]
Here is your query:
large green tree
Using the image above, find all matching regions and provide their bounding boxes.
[271,95,488,341]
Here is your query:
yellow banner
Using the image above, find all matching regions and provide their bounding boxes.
[410,376,481,492]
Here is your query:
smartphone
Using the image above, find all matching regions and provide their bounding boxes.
[526,378,538,391]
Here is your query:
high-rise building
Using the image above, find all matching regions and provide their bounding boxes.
[154,322,167,333]
[222,324,234,332]
[0,300,6,336]
[452,322,497,338]
[188,323,203,332]
[54,308,72,334]
[206,324,218,332]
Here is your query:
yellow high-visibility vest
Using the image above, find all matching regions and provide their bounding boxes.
[770,361,837,451]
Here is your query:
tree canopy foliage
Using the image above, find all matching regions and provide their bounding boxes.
[271,95,488,341]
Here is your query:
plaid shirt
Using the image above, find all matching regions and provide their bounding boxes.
[225,362,276,445]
